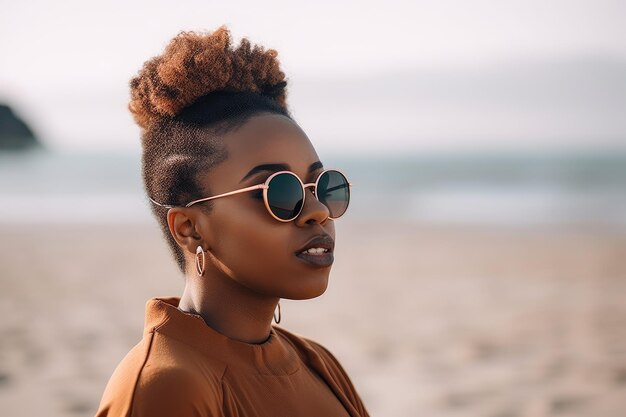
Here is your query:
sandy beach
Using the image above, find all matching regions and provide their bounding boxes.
[0,220,625,417]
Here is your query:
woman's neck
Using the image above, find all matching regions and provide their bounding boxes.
[178,272,279,344]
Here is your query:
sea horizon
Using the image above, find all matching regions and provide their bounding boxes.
[1,147,625,228]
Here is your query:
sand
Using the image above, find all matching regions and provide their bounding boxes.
[0,220,625,417]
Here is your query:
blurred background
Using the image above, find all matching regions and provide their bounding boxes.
[1,1,625,416]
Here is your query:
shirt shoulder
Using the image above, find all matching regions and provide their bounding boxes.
[130,359,223,417]
[95,330,226,417]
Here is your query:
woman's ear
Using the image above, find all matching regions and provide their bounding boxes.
[166,207,206,254]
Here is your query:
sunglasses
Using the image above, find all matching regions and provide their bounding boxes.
[150,169,352,222]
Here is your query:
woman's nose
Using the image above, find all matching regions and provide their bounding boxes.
[295,188,330,226]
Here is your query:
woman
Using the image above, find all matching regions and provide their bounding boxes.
[95,25,369,417]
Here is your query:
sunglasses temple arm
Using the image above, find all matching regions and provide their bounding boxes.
[148,196,176,209]
[185,184,268,207]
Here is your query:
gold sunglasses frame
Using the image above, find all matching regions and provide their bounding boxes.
[149,168,353,223]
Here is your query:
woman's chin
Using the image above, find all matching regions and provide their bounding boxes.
[282,274,330,300]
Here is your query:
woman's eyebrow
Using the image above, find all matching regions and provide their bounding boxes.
[240,161,324,183]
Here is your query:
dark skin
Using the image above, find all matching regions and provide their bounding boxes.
[167,113,335,344]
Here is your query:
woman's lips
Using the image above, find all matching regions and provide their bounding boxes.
[295,251,334,267]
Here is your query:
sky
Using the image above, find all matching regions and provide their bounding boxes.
[1,0,625,154]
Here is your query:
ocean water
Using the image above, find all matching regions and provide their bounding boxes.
[1,149,625,228]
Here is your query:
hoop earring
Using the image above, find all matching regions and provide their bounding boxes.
[195,246,206,277]
[273,302,281,324]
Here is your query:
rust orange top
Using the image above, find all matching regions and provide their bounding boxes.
[95,297,370,417]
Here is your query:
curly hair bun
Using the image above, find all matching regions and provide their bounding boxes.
[129,25,288,129]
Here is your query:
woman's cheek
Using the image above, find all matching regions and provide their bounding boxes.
[215,224,285,290]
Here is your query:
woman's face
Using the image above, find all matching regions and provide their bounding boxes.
[194,113,336,300]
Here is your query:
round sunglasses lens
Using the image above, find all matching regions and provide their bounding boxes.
[266,173,304,220]
[317,170,350,218]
